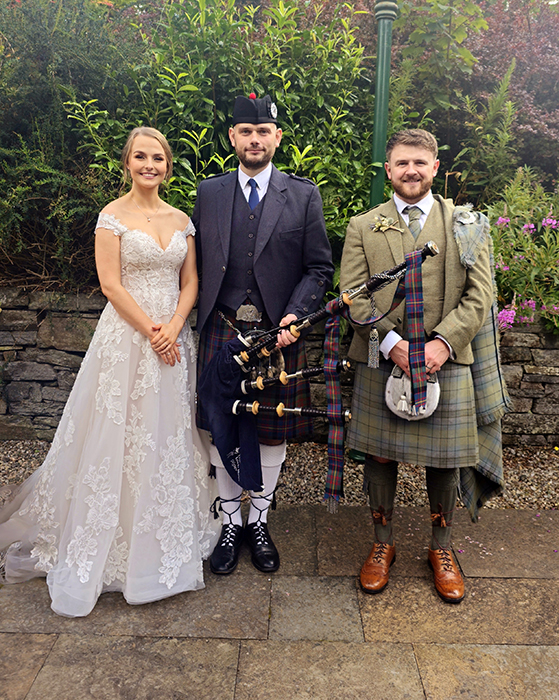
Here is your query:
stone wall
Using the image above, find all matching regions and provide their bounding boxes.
[499,319,559,446]
[0,287,558,445]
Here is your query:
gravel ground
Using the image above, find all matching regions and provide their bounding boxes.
[1,440,558,511]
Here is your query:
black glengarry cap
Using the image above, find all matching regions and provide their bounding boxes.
[232,93,278,125]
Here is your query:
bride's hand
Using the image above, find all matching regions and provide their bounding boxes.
[151,323,181,365]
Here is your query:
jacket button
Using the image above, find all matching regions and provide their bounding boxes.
[318,280,323,286]
[249,215,255,220]
[248,252,253,257]
[311,294,317,300]
[247,270,253,275]
[221,266,226,272]
[397,317,402,323]
[303,307,308,312]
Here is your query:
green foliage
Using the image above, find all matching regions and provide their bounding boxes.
[487,168,559,334]
[64,0,375,260]
[0,132,107,286]
[394,0,488,111]
[451,60,518,206]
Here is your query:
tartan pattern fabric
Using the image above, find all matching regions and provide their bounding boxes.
[471,303,512,425]
[348,360,478,469]
[323,315,345,504]
[403,250,427,414]
[197,308,311,441]
[460,419,504,521]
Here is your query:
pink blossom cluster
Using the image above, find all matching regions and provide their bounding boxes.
[497,306,516,330]
[523,223,536,232]
[496,217,510,226]
[542,217,558,228]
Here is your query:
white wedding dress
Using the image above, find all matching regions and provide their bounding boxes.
[0,213,220,617]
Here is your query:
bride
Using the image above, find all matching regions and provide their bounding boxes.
[0,127,220,617]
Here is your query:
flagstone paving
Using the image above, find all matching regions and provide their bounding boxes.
[1,505,558,699]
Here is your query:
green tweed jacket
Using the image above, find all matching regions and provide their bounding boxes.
[340,195,494,366]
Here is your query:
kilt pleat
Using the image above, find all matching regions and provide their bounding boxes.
[348,360,478,468]
[197,308,312,441]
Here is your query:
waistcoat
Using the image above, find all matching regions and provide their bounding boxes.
[217,181,265,312]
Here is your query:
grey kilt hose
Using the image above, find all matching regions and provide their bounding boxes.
[347,360,478,468]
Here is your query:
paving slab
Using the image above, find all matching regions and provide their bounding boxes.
[0,632,58,700]
[268,505,317,576]
[24,634,239,700]
[453,508,559,578]
[317,505,433,578]
[236,640,425,700]
[269,575,363,642]
[414,642,559,700]
[359,577,559,645]
[0,572,271,639]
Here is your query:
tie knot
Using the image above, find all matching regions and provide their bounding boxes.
[248,178,257,190]
[403,205,422,239]
[403,205,422,220]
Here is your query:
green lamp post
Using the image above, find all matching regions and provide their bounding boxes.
[369,0,399,208]
[349,0,399,465]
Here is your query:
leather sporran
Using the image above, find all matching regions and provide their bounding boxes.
[385,364,440,421]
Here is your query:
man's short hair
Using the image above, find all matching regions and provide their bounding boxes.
[386,129,438,161]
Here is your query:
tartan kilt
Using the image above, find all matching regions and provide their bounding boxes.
[347,360,478,468]
[197,308,312,441]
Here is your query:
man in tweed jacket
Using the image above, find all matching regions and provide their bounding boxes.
[340,129,500,604]
[193,94,333,577]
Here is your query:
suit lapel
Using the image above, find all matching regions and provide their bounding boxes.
[216,172,237,263]
[254,165,287,263]
[378,200,406,265]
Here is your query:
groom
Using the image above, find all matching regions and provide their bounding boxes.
[193,93,333,575]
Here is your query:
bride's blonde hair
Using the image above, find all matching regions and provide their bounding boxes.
[121,126,173,188]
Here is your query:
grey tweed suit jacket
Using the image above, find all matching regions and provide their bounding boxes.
[339,195,494,366]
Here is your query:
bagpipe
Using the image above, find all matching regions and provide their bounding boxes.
[198,241,439,505]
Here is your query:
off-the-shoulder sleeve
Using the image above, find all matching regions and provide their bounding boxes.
[184,219,195,237]
[95,213,127,237]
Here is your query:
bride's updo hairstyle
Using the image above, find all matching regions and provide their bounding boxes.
[121,126,174,187]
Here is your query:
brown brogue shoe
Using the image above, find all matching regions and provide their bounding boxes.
[359,542,396,594]
[428,547,465,604]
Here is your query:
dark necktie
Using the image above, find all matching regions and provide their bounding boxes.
[403,205,422,239]
[248,178,259,210]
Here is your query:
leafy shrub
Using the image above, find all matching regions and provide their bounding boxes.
[487,168,559,334]
[64,0,375,264]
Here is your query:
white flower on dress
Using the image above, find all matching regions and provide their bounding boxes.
[134,434,195,589]
[123,405,156,505]
[96,368,124,424]
[65,458,119,583]
[102,526,129,586]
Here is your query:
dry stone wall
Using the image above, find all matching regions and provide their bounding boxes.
[0,288,557,445]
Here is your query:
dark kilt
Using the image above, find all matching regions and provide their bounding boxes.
[197,308,312,441]
[348,359,479,468]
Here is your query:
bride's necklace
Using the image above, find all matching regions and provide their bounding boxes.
[131,197,161,223]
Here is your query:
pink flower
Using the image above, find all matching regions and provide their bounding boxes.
[497,217,510,226]
[498,307,516,330]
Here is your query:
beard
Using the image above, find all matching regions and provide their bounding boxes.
[236,147,273,171]
[391,175,433,203]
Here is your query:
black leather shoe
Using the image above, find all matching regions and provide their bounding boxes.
[209,524,244,575]
[245,521,280,573]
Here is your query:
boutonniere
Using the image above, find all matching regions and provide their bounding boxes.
[370,215,403,234]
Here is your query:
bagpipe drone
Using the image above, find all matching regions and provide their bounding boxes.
[197,241,439,507]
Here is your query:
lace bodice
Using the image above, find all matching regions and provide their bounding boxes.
[96,212,194,320]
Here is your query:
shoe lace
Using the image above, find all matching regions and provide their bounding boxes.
[435,548,454,572]
[372,542,390,564]
[251,521,269,546]
[219,524,239,548]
